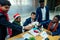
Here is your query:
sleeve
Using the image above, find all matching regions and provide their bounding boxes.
[46,6,49,20]
[36,8,39,21]
[0,15,22,32]
[52,26,60,36]
[40,20,50,25]
[23,19,29,26]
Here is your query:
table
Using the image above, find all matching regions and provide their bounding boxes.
[8,29,60,40]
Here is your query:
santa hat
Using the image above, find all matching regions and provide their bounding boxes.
[14,13,20,19]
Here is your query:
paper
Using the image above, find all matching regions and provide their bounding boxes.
[40,31,48,38]
[28,29,39,36]
[23,33,31,39]
[42,38,45,40]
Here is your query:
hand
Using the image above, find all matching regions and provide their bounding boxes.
[28,24,35,28]
[37,24,41,26]
[46,31,52,35]
[24,24,34,30]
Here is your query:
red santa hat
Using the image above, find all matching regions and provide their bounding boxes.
[14,13,20,19]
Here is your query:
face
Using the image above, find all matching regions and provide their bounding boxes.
[52,17,58,23]
[40,2,44,8]
[16,16,21,22]
[0,5,10,12]
[31,14,36,20]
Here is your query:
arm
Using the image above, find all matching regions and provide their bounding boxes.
[0,14,22,32]
[24,24,34,30]
[40,20,50,25]
[52,26,60,36]
[47,24,60,36]
[23,19,29,26]
[46,6,49,20]
[23,19,35,30]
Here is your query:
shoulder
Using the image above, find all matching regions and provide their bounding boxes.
[26,17,31,21]
[12,21,19,26]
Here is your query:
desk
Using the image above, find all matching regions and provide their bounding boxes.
[8,30,60,40]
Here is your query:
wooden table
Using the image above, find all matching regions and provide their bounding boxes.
[8,30,60,40]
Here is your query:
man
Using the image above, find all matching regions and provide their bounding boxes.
[23,12,37,31]
[36,0,49,27]
[47,15,60,36]
[41,15,60,36]
[0,0,22,40]
[23,12,36,26]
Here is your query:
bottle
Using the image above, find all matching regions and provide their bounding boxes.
[45,38,49,40]
[35,25,38,28]
[41,25,44,32]
[29,37,36,40]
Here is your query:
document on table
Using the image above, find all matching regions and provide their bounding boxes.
[28,29,39,36]
[23,33,31,39]
[13,33,31,40]
[40,31,48,38]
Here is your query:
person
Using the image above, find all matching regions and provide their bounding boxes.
[12,13,22,36]
[36,0,49,28]
[47,15,60,36]
[23,12,36,26]
[41,15,60,36]
[0,0,22,40]
[23,12,37,31]
[12,13,35,36]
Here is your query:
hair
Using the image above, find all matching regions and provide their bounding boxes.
[31,12,36,15]
[55,15,60,21]
[39,0,44,3]
[0,0,11,6]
